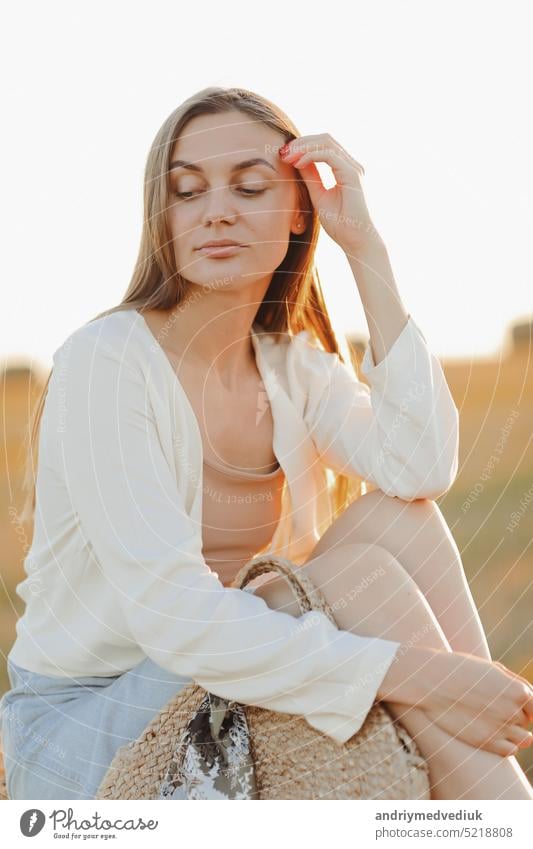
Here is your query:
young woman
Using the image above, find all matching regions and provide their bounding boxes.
[1,86,532,801]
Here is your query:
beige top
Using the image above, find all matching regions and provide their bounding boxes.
[201,452,286,587]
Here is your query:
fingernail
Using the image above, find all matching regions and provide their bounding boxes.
[279,144,289,157]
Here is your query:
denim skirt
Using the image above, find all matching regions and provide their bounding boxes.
[1,585,259,800]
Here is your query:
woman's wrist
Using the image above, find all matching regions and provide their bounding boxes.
[376,644,446,707]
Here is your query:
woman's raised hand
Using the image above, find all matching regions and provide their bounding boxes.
[279,133,380,256]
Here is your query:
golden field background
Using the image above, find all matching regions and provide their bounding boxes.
[1,321,532,781]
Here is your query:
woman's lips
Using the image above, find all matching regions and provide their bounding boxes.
[197,244,246,257]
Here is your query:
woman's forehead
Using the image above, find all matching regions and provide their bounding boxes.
[171,113,284,161]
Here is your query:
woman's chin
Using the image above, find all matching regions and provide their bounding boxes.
[186,270,249,291]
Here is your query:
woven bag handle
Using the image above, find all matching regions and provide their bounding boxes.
[230,553,338,628]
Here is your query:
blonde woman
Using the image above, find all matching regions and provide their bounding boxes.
[1,87,532,801]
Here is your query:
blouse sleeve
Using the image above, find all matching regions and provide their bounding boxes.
[296,314,459,500]
[48,327,401,746]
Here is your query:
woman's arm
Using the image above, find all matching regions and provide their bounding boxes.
[343,238,410,368]
[284,134,459,500]
[295,311,459,500]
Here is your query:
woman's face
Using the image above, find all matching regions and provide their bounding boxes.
[167,111,303,289]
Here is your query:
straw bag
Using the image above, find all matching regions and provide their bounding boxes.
[95,554,430,800]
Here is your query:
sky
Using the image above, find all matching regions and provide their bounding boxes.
[1,0,532,370]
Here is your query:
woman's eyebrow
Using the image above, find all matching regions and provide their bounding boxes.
[169,157,278,174]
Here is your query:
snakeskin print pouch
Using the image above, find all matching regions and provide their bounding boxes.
[158,691,259,800]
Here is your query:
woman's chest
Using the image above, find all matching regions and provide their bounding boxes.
[173,359,279,474]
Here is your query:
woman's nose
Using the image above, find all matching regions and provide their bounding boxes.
[201,185,237,225]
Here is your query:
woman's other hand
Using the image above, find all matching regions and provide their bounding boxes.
[419,651,533,757]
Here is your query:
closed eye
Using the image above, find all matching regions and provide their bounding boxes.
[174,188,266,200]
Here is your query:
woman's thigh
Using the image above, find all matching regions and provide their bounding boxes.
[1,655,193,800]
[254,542,451,651]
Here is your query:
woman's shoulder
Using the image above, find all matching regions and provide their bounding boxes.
[52,308,143,363]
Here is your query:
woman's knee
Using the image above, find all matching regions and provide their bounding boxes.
[301,540,415,602]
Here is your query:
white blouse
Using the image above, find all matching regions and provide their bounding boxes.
[9,308,459,746]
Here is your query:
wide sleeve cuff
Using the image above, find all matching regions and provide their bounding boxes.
[359,313,426,380]
[297,625,401,745]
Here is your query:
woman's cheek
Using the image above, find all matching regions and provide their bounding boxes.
[169,213,195,253]
[256,229,294,268]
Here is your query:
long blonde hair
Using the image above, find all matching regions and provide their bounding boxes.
[21,86,367,526]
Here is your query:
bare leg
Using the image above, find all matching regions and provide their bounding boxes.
[254,542,533,799]
[308,491,493,660]
[384,700,533,800]
[299,492,532,797]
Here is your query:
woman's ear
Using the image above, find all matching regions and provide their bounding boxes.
[290,218,306,235]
